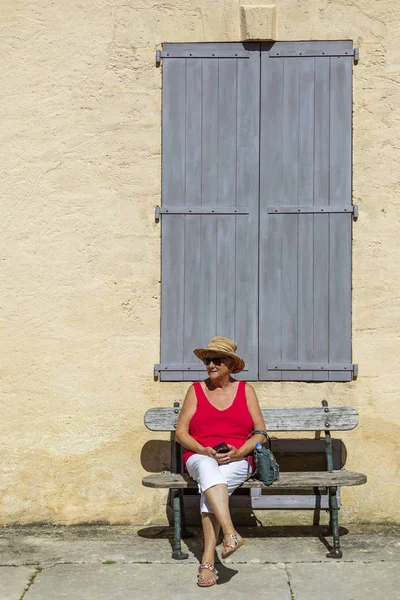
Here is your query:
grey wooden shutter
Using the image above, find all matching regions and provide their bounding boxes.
[158,43,260,381]
[259,41,356,382]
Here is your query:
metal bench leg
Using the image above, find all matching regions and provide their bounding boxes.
[326,510,333,536]
[179,490,194,539]
[172,489,189,560]
[326,487,342,559]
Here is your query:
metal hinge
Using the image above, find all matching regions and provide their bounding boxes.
[268,205,359,220]
[267,363,358,377]
[154,363,249,377]
[155,206,249,222]
[269,47,359,63]
[270,49,356,59]
[156,50,250,65]
[154,364,205,378]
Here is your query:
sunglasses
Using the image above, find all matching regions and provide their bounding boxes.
[203,356,227,366]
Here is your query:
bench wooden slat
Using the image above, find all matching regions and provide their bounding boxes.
[144,406,359,432]
[142,471,367,489]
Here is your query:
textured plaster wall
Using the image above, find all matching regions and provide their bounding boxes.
[1,0,399,525]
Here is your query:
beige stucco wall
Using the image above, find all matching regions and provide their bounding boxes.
[1,0,399,525]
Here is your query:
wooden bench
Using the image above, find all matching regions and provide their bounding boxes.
[142,400,367,560]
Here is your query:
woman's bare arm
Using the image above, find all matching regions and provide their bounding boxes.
[226,383,267,460]
[175,385,216,458]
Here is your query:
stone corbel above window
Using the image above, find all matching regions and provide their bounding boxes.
[240,3,277,41]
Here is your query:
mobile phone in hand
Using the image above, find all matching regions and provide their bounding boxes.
[213,442,230,453]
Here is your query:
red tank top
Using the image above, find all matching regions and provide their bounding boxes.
[182,380,254,466]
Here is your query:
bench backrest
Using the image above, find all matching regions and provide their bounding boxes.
[144,406,359,432]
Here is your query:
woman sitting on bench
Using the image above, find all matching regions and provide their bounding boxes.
[175,336,267,588]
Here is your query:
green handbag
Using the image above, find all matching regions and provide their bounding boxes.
[246,429,280,486]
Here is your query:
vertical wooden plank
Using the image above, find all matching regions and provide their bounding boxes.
[259,48,284,381]
[297,58,315,381]
[183,59,203,381]
[160,58,186,381]
[216,58,237,340]
[196,57,219,373]
[235,46,260,381]
[329,57,352,382]
[281,58,299,381]
[313,58,330,382]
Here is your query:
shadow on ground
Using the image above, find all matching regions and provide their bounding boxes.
[137,524,349,571]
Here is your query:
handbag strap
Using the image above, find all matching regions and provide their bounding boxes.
[248,429,271,449]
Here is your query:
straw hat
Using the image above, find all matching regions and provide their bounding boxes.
[193,337,245,374]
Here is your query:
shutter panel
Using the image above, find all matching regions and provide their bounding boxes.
[159,43,260,381]
[259,41,355,382]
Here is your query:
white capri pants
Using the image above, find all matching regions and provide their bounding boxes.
[186,454,251,514]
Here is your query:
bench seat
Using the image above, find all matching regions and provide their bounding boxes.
[143,470,367,489]
[143,401,367,560]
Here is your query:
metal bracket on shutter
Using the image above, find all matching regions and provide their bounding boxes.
[154,364,249,377]
[157,50,250,61]
[268,363,358,374]
[155,206,249,222]
[269,47,359,63]
[268,205,358,219]
[154,364,205,377]
[269,49,357,59]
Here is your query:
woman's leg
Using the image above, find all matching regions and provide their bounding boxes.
[187,455,249,535]
[199,512,220,584]
[203,483,236,535]
[187,456,235,534]
[186,455,225,580]
[203,458,250,535]
[186,455,248,570]
[216,459,250,556]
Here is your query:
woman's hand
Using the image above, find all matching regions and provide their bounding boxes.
[215,452,230,465]
[215,445,244,464]
[225,445,244,462]
[202,446,217,459]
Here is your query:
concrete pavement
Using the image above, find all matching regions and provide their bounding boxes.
[1,524,399,599]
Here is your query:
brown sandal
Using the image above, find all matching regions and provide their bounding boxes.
[197,563,219,587]
[221,533,245,559]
